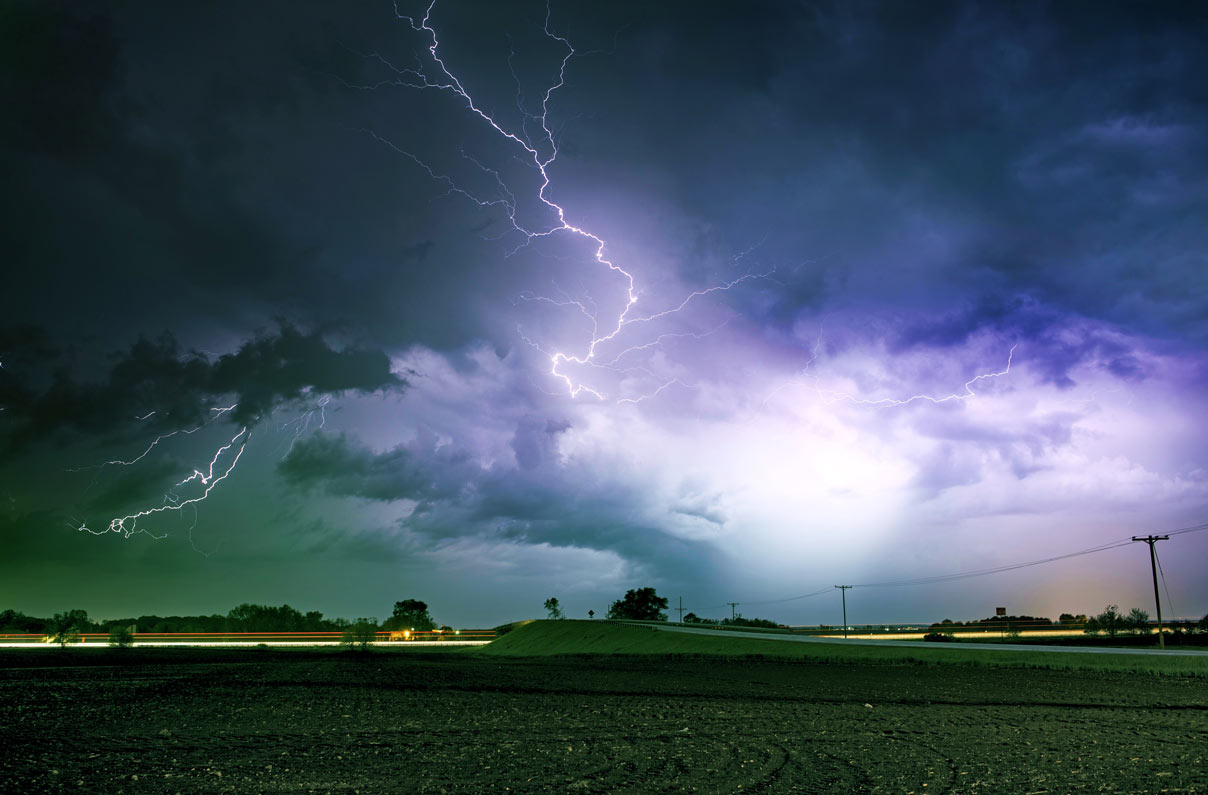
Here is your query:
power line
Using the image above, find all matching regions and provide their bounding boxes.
[1164,522,1208,538]
[835,585,852,639]
[739,587,834,607]
[681,521,1206,619]
[1153,543,1176,626]
[851,538,1137,588]
[685,587,832,615]
[681,519,1208,618]
[1132,534,1169,649]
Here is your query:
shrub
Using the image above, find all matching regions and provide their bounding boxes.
[341,618,378,651]
[48,610,89,648]
[108,626,134,649]
[1126,607,1150,634]
[923,632,954,642]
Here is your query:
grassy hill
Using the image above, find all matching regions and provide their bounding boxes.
[482,620,1208,676]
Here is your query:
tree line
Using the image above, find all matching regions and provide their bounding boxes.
[0,599,447,639]
[548,589,1208,637]
[930,605,1208,637]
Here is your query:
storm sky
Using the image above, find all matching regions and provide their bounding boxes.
[3,0,1206,628]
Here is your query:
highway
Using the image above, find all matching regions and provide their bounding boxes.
[653,623,1208,656]
[0,640,491,649]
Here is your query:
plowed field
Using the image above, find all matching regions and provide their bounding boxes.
[1,649,1204,792]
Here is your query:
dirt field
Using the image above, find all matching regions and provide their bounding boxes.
[1,648,1204,793]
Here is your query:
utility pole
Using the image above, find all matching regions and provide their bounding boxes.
[727,602,739,620]
[1132,535,1169,649]
[835,586,852,639]
[677,596,684,623]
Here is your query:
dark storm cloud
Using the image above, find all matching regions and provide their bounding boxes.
[892,297,1150,387]
[0,2,313,347]
[209,325,406,424]
[4,0,1207,623]
[279,428,719,572]
[554,1,1208,355]
[278,427,469,504]
[511,417,572,471]
[1,323,403,447]
[0,0,506,359]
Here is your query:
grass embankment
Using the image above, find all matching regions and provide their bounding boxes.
[482,620,1208,676]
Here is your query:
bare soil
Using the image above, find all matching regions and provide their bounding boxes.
[0,648,1204,793]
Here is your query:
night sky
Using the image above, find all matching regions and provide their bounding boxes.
[3,1,1206,628]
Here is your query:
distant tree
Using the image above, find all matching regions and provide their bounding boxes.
[543,598,564,620]
[226,603,306,632]
[722,616,779,629]
[341,618,379,651]
[606,588,668,621]
[682,612,699,624]
[1200,613,1208,633]
[384,599,435,632]
[0,609,46,634]
[1086,604,1124,638]
[49,609,89,647]
[1126,607,1150,634]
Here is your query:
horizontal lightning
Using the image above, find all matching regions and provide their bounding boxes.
[840,344,1018,408]
[765,338,1018,410]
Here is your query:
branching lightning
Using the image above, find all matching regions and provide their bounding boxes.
[68,387,342,544]
[76,424,249,540]
[767,339,1018,410]
[280,394,330,458]
[837,344,1017,408]
[358,0,772,401]
[68,404,237,474]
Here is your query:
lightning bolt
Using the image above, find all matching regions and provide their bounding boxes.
[67,404,237,473]
[358,0,772,401]
[77,425,249,540]
[280,394,330,458]
[768,341,1018,409]
[837,344,1017,408]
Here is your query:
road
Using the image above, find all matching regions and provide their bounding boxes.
[0,640,491,649]
[653,623,1208,656]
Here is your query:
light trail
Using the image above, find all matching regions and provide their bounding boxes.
[0,637,495,642]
